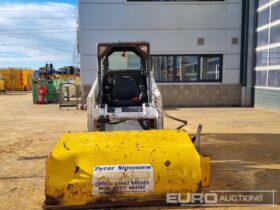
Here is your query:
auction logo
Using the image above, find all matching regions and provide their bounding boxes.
[166,190,277,207]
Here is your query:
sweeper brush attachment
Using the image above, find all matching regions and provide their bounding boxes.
[44,129,210,209]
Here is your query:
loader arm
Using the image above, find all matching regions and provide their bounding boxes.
[87,78,98,131]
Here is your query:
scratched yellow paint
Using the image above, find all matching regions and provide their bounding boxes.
[45,129,210,208]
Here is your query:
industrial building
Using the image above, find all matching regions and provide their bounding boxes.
[78,0,280,111]
[254,0,280,111]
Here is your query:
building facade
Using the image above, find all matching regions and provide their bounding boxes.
[79,0,279,110]
[254,0,280,111]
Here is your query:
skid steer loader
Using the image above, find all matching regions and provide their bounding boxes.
[44,42,210,209]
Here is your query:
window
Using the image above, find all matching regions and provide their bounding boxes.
[152,56,174,81]
[200,56,221,80]
[269,47,280,65]
[255,70,267,86]
[258,8,270,27]
[255,0,280,90]
[270,25,280,44]
[256,50,268,66]
[175,56,198,81]
[108,51,141,70]
[152,55,222,82]
[268,69,280,87]
[257,29,269,47]
[271,2,280,22]
[268,70,280,87]
[258,0,270,7]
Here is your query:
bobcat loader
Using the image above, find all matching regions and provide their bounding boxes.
[44,42,210,209]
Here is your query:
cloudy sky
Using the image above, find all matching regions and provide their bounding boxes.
[0,0,77,69]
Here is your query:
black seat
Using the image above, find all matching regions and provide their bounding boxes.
[110,76,140,107]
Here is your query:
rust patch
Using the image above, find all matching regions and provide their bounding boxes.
[164,160,171,167]
[155,175,161,184]
[45,189,65,206]
[74,166,79,174]
[45,195,60,206]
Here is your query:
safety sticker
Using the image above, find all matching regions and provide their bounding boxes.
[92,164,153,195]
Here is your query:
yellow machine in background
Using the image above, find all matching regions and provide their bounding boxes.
[0,68,34,91]
[56,66,81,85]
[0,77,5,92]
[36,64,80,86]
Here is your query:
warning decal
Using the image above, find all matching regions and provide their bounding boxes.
[92,164,153,195]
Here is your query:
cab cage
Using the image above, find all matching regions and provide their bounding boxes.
[96,42,152,106]
[97,42,150,62]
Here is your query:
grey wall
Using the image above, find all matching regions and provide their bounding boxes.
[255,88,280,111]
[79,0,242,85]
[159,84,241,107]
[78,0,243,106]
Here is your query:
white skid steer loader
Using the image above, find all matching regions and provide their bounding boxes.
[44,42,210,210]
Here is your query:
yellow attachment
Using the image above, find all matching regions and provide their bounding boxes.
[0,78,5,91]
[45,130,210,209]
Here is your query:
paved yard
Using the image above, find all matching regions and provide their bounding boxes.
[0,92,279,209]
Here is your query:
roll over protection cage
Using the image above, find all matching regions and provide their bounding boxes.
[96,42,152,105]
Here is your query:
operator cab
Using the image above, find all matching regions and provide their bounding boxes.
[89,42,162,131]
[98,43,150,107]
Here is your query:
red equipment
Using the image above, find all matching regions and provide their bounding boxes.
[37,84,47,104]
